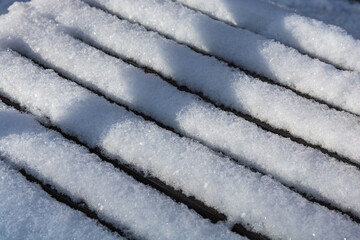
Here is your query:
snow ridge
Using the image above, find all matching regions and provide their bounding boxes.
[0,0,359,239]
[177,0,360,72]
[1,6,359,221]
[0,41,359,240]
[0,102,241,240]
[22,0,360,163]
[0,160,121,240]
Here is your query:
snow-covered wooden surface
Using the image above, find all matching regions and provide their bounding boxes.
[0,0,359,239]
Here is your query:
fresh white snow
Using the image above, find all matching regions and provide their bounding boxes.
[19,0,360,163]
[0,0,28,15]
[270,0,360,40]
[0,102,242,240]
[1,4,359,220]
[1,0,359,239]
[0,161,122,240]
[0,40,359,239]
[177,0,360,72]
[78,0,360,118]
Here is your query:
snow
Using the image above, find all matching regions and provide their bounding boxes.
[177,0,360,72]
[0,103,241,240]
[1,2,359,221]
[270,0,360,40]
[0,0,28,15]
[21,0,360,163]
[0,31,360,240]
[79,0,360,117]
[0,0,359,239]
[0,161,122,240]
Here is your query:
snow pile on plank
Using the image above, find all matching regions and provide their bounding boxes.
[270,0,360,39]
[177,0,360,71]
[0,161,122,240]
[0,0,359,239]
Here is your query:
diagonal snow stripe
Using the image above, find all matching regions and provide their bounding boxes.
[0,161,123,240]
[0,55,264,240]
[270,0,360,40]
[173,0,351,73]
[176,2,351,75]
[0,92,230,227]
[78,0,360,117]
[73,34,359,119]
[16,167,132,240]
[0,57,259,240]
[77,0,360,119]
[71,30,360,169]
[5,10,360,221]
[176,0,360,73]
[0,102,242,240]
[72,0,360,120]
[0,91,233,236]
[11,38,360,225]
[1,46,360,240]
[23,0,360,163]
